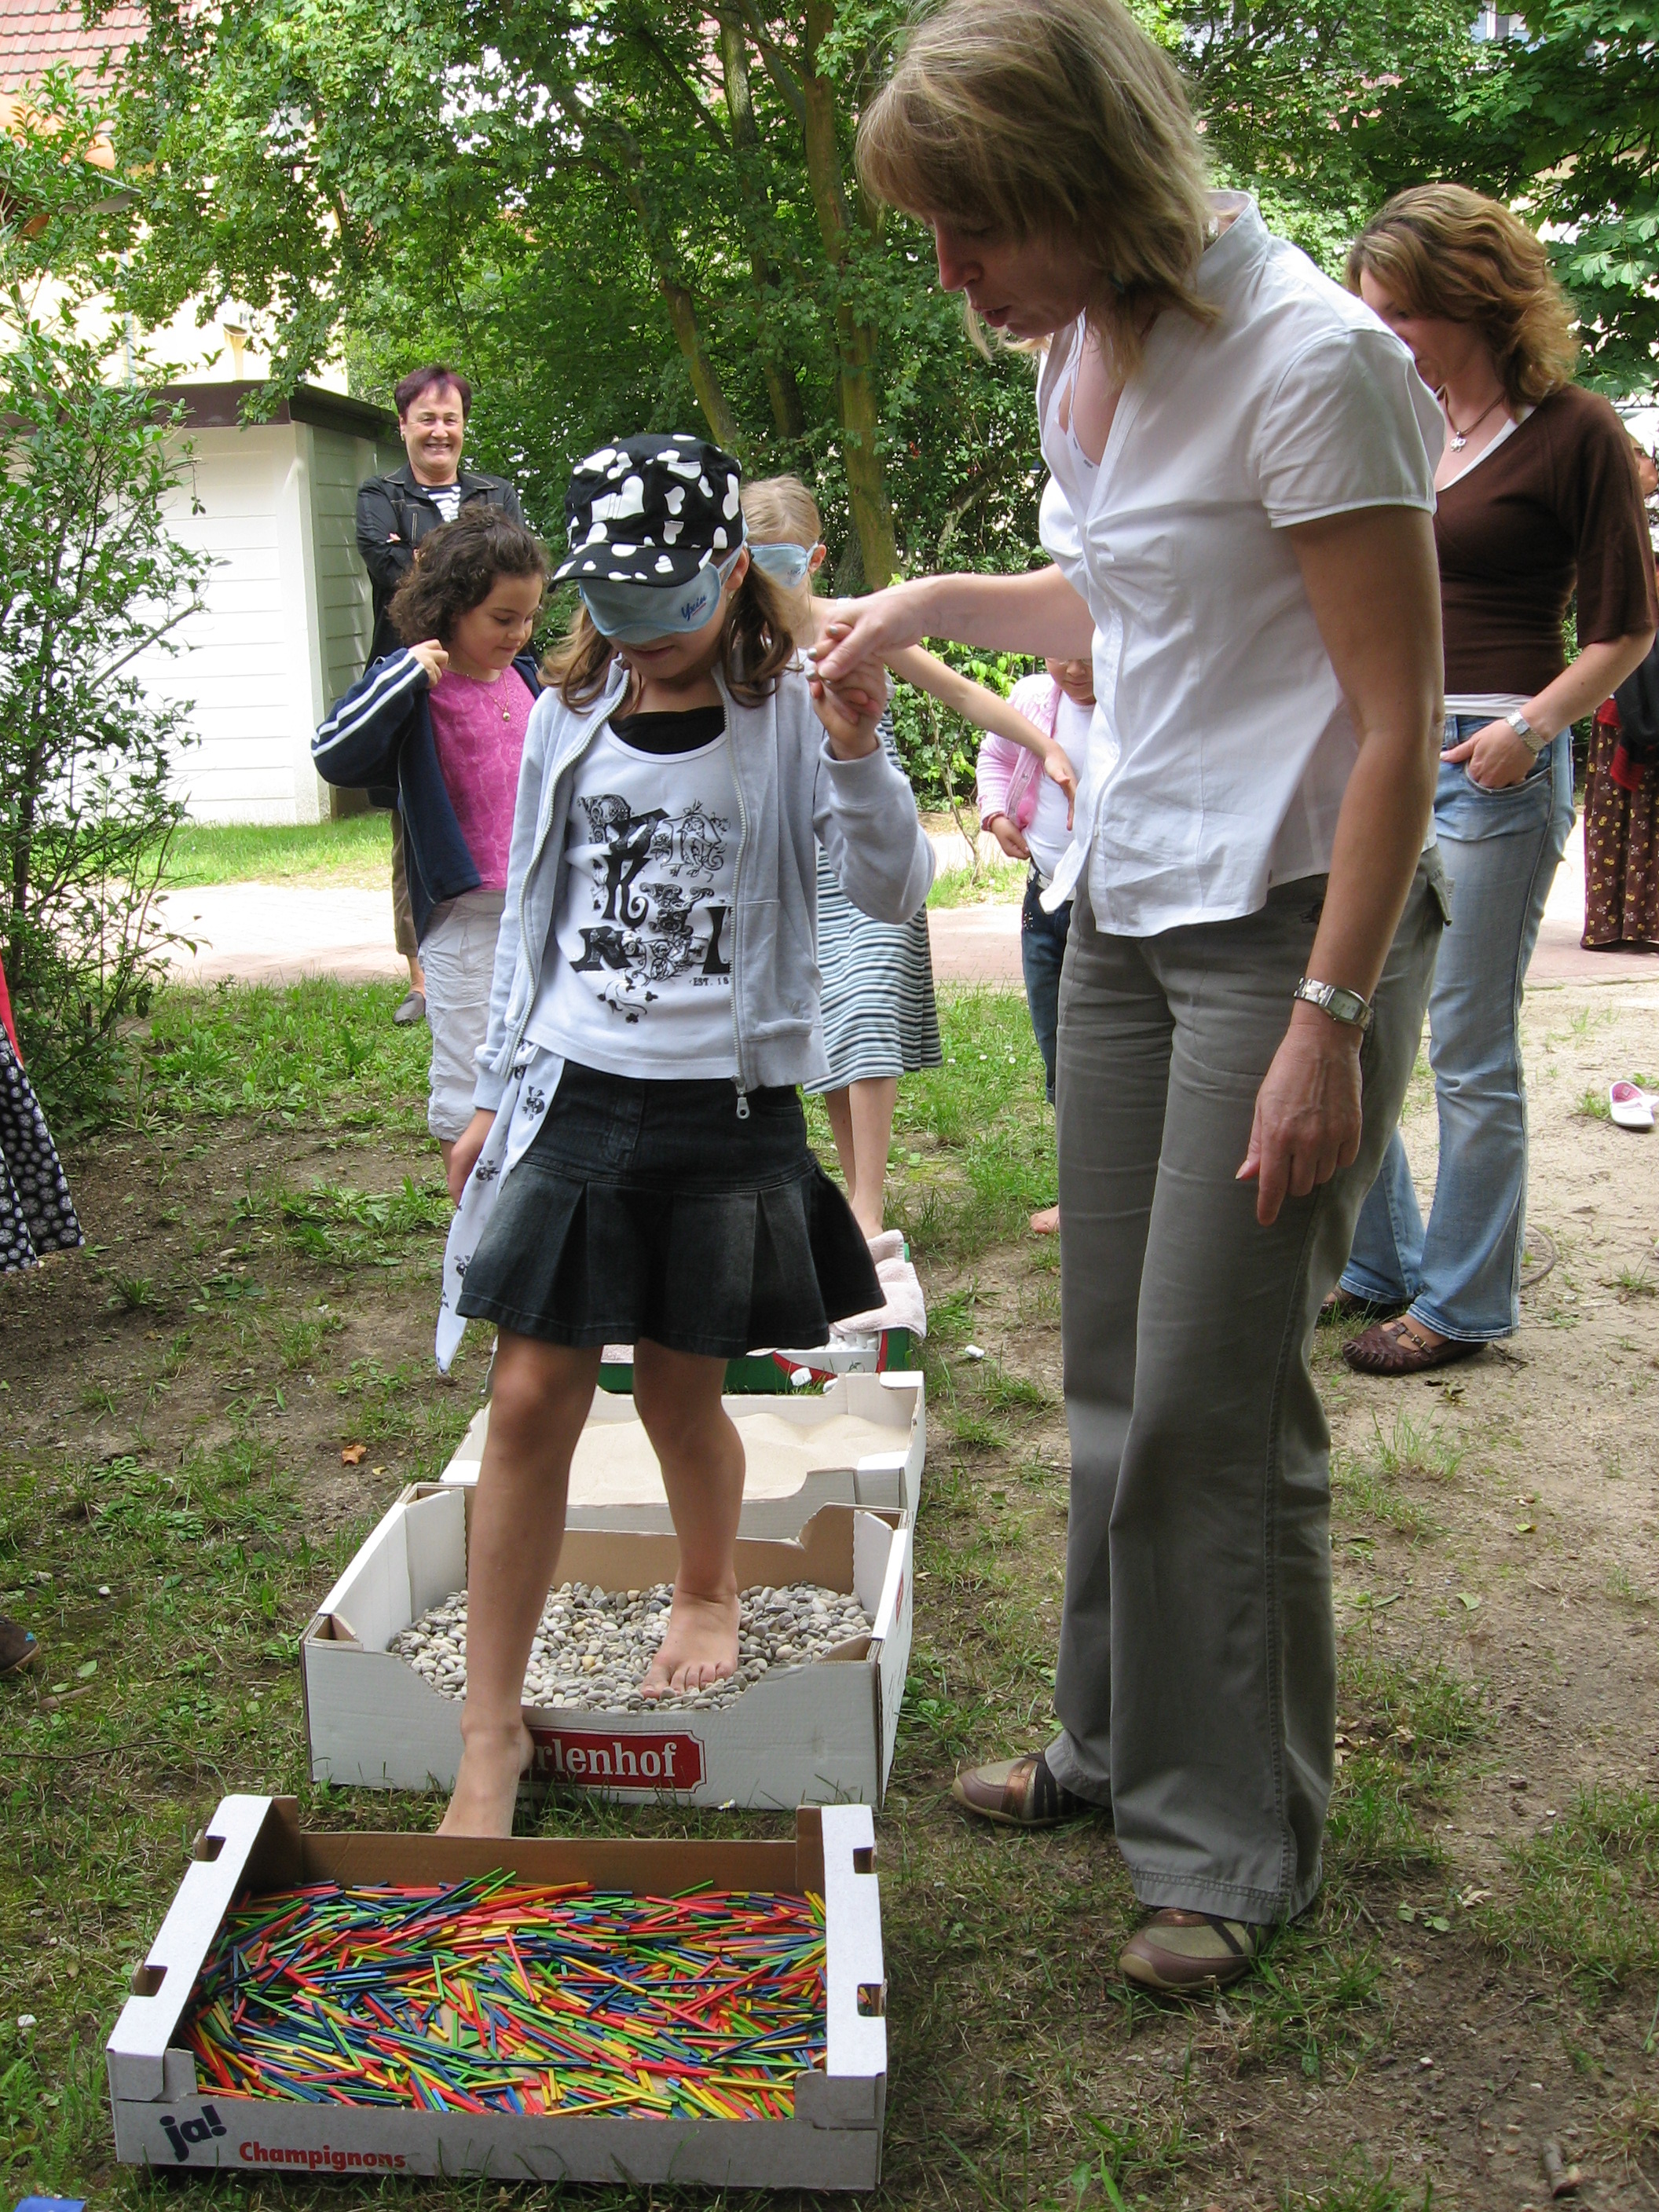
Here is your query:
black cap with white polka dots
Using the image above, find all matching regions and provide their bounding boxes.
[553,434,745,591]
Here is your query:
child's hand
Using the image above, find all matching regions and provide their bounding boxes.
[809,675,881,759]
[447,1108,496,1205]
[806,640,887,759]
[1043,743,1079,829]
[987,813,1031,862]
[812,624,889,723]
[408,639,449,687]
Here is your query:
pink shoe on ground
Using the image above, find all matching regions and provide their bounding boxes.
[1610,1080,1654,1131]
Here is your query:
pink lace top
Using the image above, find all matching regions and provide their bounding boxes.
[427,665,534,891]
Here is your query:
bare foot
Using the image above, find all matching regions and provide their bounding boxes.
[1030,1203,1060,1235]
[439,1716,534,1837]
[641,1587,740,1698]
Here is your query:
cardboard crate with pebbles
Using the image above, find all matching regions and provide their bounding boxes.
[302,1489,913,1806]
[108,1793,888,2188]
[440,1370,925,1536]
[396,1577,875,1716]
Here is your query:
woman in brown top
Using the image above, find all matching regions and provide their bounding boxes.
[1339,185,1655,1374]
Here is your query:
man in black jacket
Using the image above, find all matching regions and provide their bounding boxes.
[355,364,525,1023]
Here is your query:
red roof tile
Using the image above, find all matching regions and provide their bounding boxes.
[0,0,145,97]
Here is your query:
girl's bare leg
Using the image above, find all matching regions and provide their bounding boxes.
[823,1086,858,1215]
[440,1332,601,1836]
[631,1340,745,1697]
[844,1076,899,1239]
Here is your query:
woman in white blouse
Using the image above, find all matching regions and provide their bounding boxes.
[816,0,1448,1992]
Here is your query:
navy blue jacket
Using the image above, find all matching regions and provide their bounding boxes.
[312,648,542,945]
[355,464,524,668]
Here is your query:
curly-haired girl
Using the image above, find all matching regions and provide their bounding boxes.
[313,504,548,1170]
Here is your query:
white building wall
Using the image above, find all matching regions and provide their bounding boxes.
[310,424,396,712]
[130,418,397,822]
[132,425,301,822]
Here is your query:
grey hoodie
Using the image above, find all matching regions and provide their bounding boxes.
[472,661,935,1111]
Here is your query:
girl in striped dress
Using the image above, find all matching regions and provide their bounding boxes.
[743,477,1073,1237]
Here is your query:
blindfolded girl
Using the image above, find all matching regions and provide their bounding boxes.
[435,434,933,1835]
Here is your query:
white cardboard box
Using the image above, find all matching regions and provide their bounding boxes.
[599,1334,914,1388]
[302,1490,914,1807]
[440,1371,925,1537]
[108,1795,887,2187]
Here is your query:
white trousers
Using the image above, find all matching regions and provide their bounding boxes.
[419,891,505,1141]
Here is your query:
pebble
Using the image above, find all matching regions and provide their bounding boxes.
[389,1580,873,1713]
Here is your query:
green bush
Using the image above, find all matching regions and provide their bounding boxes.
[0,86,207,1123]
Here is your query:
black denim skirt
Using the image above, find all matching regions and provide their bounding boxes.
[456,1061,881,1357]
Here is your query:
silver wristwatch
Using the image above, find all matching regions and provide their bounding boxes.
[1293,977,1373,1033]
[1503,709,1547,756]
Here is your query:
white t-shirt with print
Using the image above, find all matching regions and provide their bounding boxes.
[526,722,739,1078]
[1037,192,1442,936]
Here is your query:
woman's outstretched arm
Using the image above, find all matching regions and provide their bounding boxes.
[815,563,1095,681]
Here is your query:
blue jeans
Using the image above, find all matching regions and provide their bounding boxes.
[1021,866,1074,1104]
[1342,716,1575,1341]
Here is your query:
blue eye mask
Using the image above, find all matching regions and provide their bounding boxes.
[749,541,815,588]
[580,552,742,644]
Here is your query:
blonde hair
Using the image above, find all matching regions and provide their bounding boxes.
[539,559,798,711]
[1346,185,1578,408]
[856,0,1216,372]
[741,474,822,548]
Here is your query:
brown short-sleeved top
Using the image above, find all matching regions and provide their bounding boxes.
[1437,383,1656,696]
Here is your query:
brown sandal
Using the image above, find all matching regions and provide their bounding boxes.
[0,1617,39,1676]
[1342,1317,1484,1376]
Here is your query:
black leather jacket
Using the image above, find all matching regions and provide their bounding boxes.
[354,461,525,668]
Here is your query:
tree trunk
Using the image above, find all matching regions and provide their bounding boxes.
[614,148,745,457]
[720,19,806,444]
[655,269,746,455]
[800,0,901,587]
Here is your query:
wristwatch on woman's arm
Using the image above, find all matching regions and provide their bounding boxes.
[1292,978,1374,1034]
[1503,709,1547,756]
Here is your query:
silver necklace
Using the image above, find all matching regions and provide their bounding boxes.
[1443,389,1506,452]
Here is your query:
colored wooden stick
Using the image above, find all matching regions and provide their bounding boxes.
[185,1878,826,2122]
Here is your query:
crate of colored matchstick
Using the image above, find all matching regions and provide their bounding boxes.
[438,1370,925,1536]
[302,1492,913,1806]
[107,1793,888,2186]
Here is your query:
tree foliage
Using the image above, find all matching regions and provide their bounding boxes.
[1,86,207,1119]
[109,0,1047,587]
[1169,0,1659,397]
[1409,0,1659,396]
[88,0,1659,610]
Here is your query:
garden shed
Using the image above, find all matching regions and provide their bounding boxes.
[5,5,399,824]
[134,382,400,823]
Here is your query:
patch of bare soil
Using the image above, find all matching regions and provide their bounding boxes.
[5,975,1657,2209]
[910,976,1659,2208]
[0,1120,471,1539]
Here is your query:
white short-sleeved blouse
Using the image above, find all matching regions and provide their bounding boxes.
[1038,193,1442,936]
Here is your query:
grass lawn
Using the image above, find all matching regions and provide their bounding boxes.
[157,815,1035,910]
[2,977,1657,2207]
[927,855,1027,910]
[159,815,394,890]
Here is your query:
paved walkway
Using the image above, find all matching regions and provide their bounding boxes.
[158,820,1657,992]
[926,819,1659,987]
